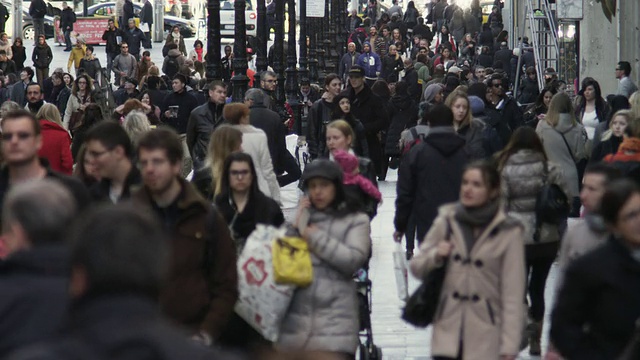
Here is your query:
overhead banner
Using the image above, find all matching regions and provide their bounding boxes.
[307,0,325,17]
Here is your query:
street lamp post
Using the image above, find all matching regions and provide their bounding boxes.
[285,0,300,134]
[298,0,308,83]
[206,0,222,81]
[324,0,337,72]
[273,0,286,108]
[255,0,268,73]
[231,0,249,101]
[308,18,319,83]
[316,17,326,85]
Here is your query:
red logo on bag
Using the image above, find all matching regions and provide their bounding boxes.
[242,258,267,286]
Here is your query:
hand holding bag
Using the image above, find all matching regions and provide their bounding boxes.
[393,242,409,301]
[272,236,313,287]
[401,219,452,327]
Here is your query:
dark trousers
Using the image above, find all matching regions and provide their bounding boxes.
[525,241,560,321]
[405,213,417,253]
[33,18,45,41]
[64,30,72,50]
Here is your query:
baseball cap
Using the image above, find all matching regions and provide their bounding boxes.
[349,65,365,77]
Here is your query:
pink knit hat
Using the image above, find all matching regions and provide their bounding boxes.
[333,150,382,202]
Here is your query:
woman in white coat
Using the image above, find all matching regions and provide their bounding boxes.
[222,103,281,204]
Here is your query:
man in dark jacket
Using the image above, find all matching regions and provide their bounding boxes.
[403,58,421,101]
[186,80,226,170]
[28,0,47,41]
[8,205,226,360]
[412,17,433,43]
[338,42,360,82]
[10,67,35,106]
[344,65,390,180]
[132,128,238,344]
[381,45,403,83]
[60,2,76,51]
[84,122,141,203]
[393,104,468,242]
[489,73,524,131]
[102,19,123,81]
[493,42,512,83]
[161,74,199,176]
[0,109,91,228]
[140,0,154,42]
[245,88,301,187]
[123,19,145,61]
[0,180,77,357]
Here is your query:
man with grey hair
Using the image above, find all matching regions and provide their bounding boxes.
[186,80,227,170]
[0,179,77,356]
[245,88,300,186]
[339,42,360,82]
[259,70,277,110]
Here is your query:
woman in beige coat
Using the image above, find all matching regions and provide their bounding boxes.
[410,161,526,360]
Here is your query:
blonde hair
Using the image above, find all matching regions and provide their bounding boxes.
[147,66,160,77]
[326,120,355,147]
[444,90,472,128]
[629,91,640,121]
[123,111,152,145]
[35,103,63,127]
[545,92,576,128]
[602,110,632,141]
[206,125,243,196]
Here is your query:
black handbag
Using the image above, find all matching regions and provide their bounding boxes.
[535,161,570,226]
[401,220,451,327]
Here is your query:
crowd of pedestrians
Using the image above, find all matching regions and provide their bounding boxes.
[0,0,639,359]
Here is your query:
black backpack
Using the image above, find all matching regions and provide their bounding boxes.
[164,56,179,78]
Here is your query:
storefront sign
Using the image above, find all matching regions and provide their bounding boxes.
[56,18,111,45]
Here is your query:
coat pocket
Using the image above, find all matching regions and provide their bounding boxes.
[485,299,496,325]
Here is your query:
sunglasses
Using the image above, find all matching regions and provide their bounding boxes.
[2,132,33,141]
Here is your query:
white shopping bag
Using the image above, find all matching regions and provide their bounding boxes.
[234,224,294,342]
[393,242,409,301]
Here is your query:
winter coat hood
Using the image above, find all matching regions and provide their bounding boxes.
[423,83,443,103]
[425,127,466,157]
[168,48,182,57]
[390,93,414,110]
[39,120,69,134]
[554,113,577,133]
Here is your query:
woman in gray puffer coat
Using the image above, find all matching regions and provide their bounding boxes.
[280,160,371,357]
[496,126,570,356]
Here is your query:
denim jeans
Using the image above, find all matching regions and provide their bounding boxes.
[64,30,72,49]
[33,18,45,41]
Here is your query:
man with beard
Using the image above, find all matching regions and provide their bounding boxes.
[132,128,237,346]
[0,109,90,223]
[25,83,45,115]
[343,65,390,181]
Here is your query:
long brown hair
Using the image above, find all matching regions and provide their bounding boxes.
[545,92,576,128]
[495,126,548,171]
[206,125,243,196]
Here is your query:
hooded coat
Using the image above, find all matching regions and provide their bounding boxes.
[356,43,382,79]
[385,93,419,156]
[536,115,588,198]
[410,204,525,360]
[500,149,570,245]
[395,127,468,240]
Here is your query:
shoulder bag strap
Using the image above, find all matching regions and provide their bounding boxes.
[554,128,576,162]
[410,126,419,140]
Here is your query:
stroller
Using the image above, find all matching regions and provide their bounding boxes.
[355,268,383,360]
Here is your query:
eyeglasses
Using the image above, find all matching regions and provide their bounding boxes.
[230,169,251,178]
[2,132,33,141]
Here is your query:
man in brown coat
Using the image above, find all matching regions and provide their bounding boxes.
[132,127,238,345]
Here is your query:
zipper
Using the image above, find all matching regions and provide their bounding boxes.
[486,299,495,325]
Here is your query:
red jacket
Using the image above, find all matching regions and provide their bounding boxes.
[38,120,73,175]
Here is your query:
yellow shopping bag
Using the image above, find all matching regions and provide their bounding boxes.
[272,236,313,287]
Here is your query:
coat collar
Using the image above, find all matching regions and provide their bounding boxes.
[134,177,209,215]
